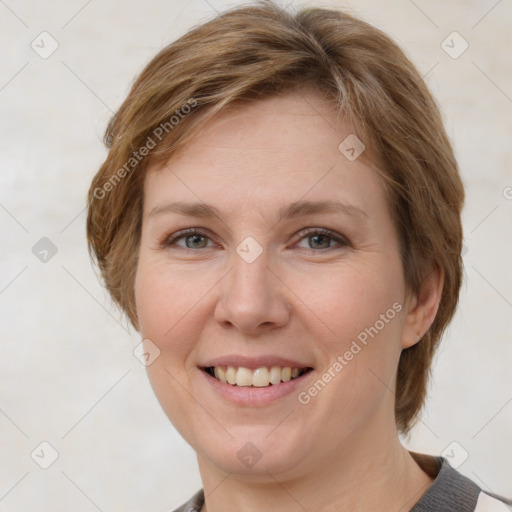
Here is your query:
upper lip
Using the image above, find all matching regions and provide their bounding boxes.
[200,355,313,370]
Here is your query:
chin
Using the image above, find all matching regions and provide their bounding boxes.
[194,423,316,478]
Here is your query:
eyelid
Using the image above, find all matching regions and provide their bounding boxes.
[292,227,351,248]
[160,227,216,249]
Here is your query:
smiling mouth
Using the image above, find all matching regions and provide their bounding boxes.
[203,365,313,387]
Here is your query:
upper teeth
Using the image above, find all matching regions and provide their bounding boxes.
[212,366,304,387]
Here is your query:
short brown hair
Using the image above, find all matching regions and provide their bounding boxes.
[86,1,465,433]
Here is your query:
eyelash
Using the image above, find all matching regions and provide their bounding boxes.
[160,227,350,252]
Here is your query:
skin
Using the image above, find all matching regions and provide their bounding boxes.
[134,89,443,512]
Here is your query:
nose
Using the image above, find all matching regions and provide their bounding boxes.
[213,250,291,336]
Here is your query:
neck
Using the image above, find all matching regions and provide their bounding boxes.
[196,419,433,512]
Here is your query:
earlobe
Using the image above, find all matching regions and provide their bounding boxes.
[401,265,444,349]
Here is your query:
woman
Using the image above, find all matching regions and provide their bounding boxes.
[86,2,511,510]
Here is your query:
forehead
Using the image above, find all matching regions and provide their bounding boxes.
[142,91,386,220]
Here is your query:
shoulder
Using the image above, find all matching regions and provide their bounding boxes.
[410,452,512,512]
[169,488,205,512]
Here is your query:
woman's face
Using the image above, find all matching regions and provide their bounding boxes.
[135,91,414,479]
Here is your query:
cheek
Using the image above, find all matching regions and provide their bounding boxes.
[289,256,404,346]
[134,259,214,343]
[133,260,205,421]
[133,258,225,394]
[134,261,214,438]
[293,286,404,446]
[289,258,405,404]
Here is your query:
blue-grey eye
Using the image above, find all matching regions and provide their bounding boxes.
[183,234,209,249]
[295,229,347,250]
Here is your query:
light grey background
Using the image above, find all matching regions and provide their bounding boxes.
[1,0,511,510]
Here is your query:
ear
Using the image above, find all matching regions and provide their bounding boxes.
[401,265,444,349]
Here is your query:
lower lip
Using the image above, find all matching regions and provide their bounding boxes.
[200,369,313,406]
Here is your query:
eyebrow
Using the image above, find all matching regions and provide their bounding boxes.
[148,199,368,223]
